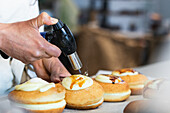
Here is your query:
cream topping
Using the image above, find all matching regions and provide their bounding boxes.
[15,78,55,92]
[95,74,124,84]
[112,69,139,76]
[87,98,103,106]
[61,75,93,90]
[129,84,144,88]
[12,99,66,110]
[104,89,131,96]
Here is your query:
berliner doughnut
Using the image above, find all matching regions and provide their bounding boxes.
[61,75,104,109]
[112,68,148,95]
[94,74,131,102]
[8,78,66,113]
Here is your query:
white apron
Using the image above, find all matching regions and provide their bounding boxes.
[0,0,41,95]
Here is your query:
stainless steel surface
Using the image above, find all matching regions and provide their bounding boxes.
[67,52,82,70]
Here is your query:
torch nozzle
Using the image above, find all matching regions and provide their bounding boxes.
[67,52,82,70]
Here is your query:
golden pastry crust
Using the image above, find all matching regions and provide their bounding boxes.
[121,74,147,95]
[120,74,148,85]
[112,69,148,95]
[8,80,66,113]
[94,79,131,102]
[8,83,65,104]
[65,80,104,109]
[66,100,103,110]
[104,92,130,102]
[27,106,65,113]
[95,80,130,93]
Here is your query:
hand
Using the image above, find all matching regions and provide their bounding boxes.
[31,57,71,82]
[0,12,61,64]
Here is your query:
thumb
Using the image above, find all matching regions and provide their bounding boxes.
[31,12,58,28]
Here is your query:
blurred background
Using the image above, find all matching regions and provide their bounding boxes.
[39,0,170,75]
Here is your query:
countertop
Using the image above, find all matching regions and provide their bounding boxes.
[0,60,170,113]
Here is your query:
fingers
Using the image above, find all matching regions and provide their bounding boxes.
[50,73,61,83]
[42,39,61,58]
[50,71,71,82]
[30,12,61,59]
[21,38,61,64]
[43,57,71,82]
[35,36,61,59]
[32,57,71,83]
[31,60,50,82]
[31,12,58,28]
[50,72,71,83]
[50,71,71,83]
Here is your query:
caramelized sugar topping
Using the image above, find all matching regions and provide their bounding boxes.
[115,68,136,74]
[70,76,86,89]
[102,74,123,84]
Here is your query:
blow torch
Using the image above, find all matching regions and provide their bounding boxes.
[40,19,83,73]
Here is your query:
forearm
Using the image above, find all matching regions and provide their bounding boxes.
[0,23,11,50]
